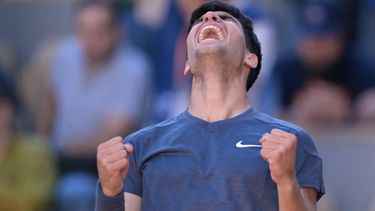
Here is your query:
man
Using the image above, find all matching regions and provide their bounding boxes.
[96,1,325,210]
[0,72,56,211]
[269,1,375,125]
[123,0,206,121]
[38,0,150,210]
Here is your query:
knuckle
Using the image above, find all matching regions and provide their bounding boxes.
[278,144,285,151]
[281,148,288,156]
[97,143,104,151]
[115,160,128,170]
[271,128,279,134]
[108,163,118,172]
[108,165,115,172]
[268,158,275,164]
[103,163,111,172]
[289,134,297,141]
[115,137,122,143]
[101,157,108,165]
[262,133,270,138]
[285,145,292,152]
[289,139,297,148]
[115,142,124,150]
[97,151,105,160]
[121,150,128,157]
[283,141,291,147]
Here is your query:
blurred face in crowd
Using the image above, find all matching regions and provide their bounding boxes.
[297,34,345,71]
[76,5,119,64]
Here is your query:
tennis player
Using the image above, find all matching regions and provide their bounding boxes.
[96,1,325,210]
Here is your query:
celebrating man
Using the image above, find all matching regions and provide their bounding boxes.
[96,1,325,210]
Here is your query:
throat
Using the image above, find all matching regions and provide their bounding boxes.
[188,49,249,122]
[189,76,249,122]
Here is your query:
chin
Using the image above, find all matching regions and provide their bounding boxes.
[194,44,227,58]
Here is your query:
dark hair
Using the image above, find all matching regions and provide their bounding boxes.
[188,0,262,91]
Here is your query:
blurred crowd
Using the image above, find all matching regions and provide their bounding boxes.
[0,0,374,210]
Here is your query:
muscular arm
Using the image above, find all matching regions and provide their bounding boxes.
[278,182,317,211]
[260,129,319,211]
[96,137,141,211]
[125,192,142,211]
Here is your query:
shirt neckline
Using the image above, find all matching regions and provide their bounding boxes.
[181,107,255,129]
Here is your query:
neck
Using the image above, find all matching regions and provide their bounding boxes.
[86,58,107,70]
[188,63,250,122]
[85,47,115,70]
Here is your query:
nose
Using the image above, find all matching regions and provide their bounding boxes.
[202,12,221,22]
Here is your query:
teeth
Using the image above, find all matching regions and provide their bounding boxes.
[198,25,224,42]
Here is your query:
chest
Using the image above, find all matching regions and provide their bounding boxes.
[139,131,271,199]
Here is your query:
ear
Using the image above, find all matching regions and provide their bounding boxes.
[244,52,258,69]
[184,61,191,75]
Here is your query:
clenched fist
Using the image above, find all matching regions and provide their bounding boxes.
[260,129,297,186]
[97,136,133,196]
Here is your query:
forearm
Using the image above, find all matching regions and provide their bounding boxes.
[277,178,315,211]
[95,181,125,211]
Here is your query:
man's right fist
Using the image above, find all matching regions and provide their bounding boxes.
[97,136,133,196]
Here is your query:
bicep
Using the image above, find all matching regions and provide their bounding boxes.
[124,192,142,211]
[301,188,317,211]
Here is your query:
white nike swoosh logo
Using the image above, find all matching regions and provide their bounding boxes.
[236,140,262,148]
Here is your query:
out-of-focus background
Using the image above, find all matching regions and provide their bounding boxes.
[0,0,374,210]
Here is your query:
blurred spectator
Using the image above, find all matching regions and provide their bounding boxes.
[229,0,278,113]
[122,0,205,121]
[268,1,375,126]
[37,0,151,210]
[123,0,278,120]
[18,39,59,131]
[0,70,56,211]
[0,39,16,76]
[354,0,375,86]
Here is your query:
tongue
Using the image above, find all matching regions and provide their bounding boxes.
[203,30,219,41]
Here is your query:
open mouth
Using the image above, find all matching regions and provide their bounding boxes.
[198,25,224,42]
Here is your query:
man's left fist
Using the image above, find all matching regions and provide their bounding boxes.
[260,128,297,186]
